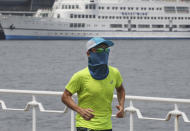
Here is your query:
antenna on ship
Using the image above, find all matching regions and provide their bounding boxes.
[30,0,34,11]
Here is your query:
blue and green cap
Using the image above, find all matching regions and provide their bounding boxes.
[86,37,114,51]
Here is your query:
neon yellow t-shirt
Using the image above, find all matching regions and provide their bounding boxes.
[65,66,123,130]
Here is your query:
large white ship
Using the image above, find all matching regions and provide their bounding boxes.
[0,0,190,40]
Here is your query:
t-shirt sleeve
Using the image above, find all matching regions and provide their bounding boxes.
[65,73,81,94]
[115,68,123,88]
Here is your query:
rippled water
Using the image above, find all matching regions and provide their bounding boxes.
[0,40,190,131]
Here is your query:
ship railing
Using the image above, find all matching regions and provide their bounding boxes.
[0,89,190,131]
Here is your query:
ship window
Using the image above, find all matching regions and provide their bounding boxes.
[89,4,96,9]
[76,5,79,9]
[85,5,89,9]
[68,5,71,9]
[110,24,122,28]
[107,7,110,10]
[70,23,73,27]
[78,15,81,18]
[57,14,60,18]
[131,24,136,28]
[72,5,75,9]
[176,7,189,13]
[99,6,104,10]
[164,6,176,13]
[74,23,77,27]
[136,7,139,10]
[124,24,128,28]
[138,24,150,28]
[152,25,164,28]
[179,25,190,28]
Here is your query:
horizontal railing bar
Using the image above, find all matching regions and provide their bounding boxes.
[0,89,190,104]
[124,95,190,104]
[0,89,63,96]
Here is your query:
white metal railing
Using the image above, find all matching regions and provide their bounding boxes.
[0,89,190,131]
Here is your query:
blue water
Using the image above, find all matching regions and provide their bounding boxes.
[0,40,190,131]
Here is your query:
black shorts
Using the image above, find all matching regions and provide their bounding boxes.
[77,127,112,131]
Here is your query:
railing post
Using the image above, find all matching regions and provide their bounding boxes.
[32,96,36,131]
[175,116,179,131]
[71,97,75,131]
[174,104,179,131]
[71,110,75,131]
[129,101,134,131]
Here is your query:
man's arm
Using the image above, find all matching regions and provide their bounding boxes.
[115,84,125,118]
[61,89,94,120]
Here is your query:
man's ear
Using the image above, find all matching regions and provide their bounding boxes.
[87,51,90,57]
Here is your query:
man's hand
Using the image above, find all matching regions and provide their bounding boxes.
[78,108,94,121]
[116,105,124,118]
[116,84,125,118]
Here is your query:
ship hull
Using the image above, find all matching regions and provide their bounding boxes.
[3,29,190,40]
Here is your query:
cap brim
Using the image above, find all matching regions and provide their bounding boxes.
[96,40,114,47]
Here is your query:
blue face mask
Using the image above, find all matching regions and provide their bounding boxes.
[88,49,110,80]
